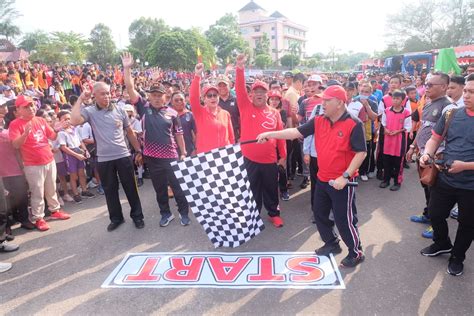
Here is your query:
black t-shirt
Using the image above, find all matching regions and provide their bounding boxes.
[219,96,240,140]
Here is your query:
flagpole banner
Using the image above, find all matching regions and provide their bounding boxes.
[171,144,265,248]
[102,252,345,289]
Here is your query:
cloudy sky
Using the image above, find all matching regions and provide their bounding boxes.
[15,0,404,56]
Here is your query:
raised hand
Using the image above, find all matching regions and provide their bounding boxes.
[195,63,204,76]
[236,54,247,68]
[81,84,92,100]
[121,52,134,69]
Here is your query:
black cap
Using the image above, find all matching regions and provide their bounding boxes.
[146,83,166,94]
[343,81,356,90]
[284,71,294,78]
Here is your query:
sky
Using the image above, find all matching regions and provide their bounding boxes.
[14,0,404,56]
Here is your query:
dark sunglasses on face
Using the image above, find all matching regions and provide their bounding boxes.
[426,83,443,88]
[206,93,218,98]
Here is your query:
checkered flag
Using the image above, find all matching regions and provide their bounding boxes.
[171,144,265,248]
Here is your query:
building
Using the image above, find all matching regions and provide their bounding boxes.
[0,39,29,62]
[238,1,307,62]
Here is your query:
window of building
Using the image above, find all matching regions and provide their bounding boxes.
[254,26,260,32]
[271,26,275,31]
[271,35,275,39]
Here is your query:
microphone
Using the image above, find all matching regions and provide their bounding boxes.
[329,180,359,187]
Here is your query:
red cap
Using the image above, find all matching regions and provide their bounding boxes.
[15,95,35,107]
[321,85,347,103]
[202,85,218,96]
[251,80,269,91]
[267,90,282,99]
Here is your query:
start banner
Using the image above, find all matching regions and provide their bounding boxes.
[102,252,345,289]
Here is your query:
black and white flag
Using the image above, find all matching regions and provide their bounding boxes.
[171,144,265,248]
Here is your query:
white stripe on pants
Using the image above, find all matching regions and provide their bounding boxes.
[24,161,61,222]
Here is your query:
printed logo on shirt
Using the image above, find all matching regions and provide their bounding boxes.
[432,109,439,117]
[33,129,45,143]
[337,131,343,138]
[230,102,235,107]
[261,109,277,130]
[185,113,191,122]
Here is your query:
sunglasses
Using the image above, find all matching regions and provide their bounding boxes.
[206,93,218,98]
[426,83,443,88]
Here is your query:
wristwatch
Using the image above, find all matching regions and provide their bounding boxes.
[343,171,350,179]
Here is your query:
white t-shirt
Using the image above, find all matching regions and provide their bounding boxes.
[347,100,363,117]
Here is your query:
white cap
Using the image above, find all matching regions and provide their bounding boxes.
[122,104,135,112]
[308,74,323,83]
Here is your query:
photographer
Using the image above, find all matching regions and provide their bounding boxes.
[419,75,474,276]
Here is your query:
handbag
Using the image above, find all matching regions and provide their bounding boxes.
[418,108,458,186]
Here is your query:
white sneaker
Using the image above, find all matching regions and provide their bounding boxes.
[62,194,74,202]
[58,196,64,206]
[360,175,369,182]
[0,262,12,273]
[367,172,376,179]
[87,179,99,189]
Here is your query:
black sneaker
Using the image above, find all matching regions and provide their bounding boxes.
[376,170,384,180]
[315,242,342,256]
[81,190,95,198]
[134,219,145,229]
[447,257,464,276]
[73,194,82,203]
[420,243,452,257]
[390,184,401,191]
[300,177,309,189]
[340,254,365,268]
[379,181,390,188]
[137,178,144,187]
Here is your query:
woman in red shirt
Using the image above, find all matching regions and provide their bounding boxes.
[190,63,234,154]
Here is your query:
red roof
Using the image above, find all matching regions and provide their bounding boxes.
[0,49,30,62]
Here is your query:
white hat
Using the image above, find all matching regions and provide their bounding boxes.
[308,74,323,83]
[123,104,135,112]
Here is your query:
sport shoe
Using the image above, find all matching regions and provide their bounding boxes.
[367,172,376,179]
[315,242,342,256]
[340,254,365,268]
[269,216,284,228]
[379,181,389,188]
[50,210,71,220]
[376,170,384,180]
[360,175,369,182]
[62,194,74,202]
[87,179,99,189]
[281,192,290,201]
[410,214,430,224]
[422,226,434,239]
[300,177,309,189]
[420,242,452,257]
[137,178,144,187]
[160,214,175,227]
[0,262,12,273]
[35,219,50,231]
[97,185,105,195]
[0,240,19,252]
[450,205,458,220]
[390,184,401,191]
[73,194,82,203]
[447,256,463,276]
[179,214,191,226]
[81,190,95,198]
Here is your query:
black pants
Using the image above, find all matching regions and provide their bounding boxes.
[244,158,280,217]
[416,160,431,217]
[429,177,474,262]
[309,156,318,209]
[376,127,385,173]
[383,154,402,184]
[313,179,363,258]
[145,157,188,216]
[3,175,29,224]
[277,165,288,193]
[0,179,7,242]
[360,140,374,175]
[97,156,143,223]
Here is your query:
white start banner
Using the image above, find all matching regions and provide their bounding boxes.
[102,252,345,289]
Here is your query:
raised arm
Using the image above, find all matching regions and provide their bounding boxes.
[71,84,90,126]
[189,63,204,117]
[234,54,251,110]
[122,52,141,105]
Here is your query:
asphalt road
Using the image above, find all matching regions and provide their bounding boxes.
[0,166,472,315]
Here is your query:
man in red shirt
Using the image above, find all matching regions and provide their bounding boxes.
[257,85,367,267]
[235,54,286,228]
[9,96,70,231]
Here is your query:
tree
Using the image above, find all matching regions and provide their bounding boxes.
[146,28,215,71]
[254,54,272,69]
[386,0,472,51]
[128,17,168,61]
[29,31,89,65]
[254,33,270,56]
[0,0,21,41]
[18,30,51,52]
[205,13,248,65]
[280,54,300,69]
[0,21,20,41]
[88,23,117,67]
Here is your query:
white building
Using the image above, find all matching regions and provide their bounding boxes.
[238,1,308,62]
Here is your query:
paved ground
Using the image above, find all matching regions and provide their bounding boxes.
[0,166,472,315]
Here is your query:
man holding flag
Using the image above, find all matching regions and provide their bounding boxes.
[235,54,286,228]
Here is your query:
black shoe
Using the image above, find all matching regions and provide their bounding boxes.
[420,242,452,257]
[134,219,145,229]
[340,254,365,268]
[390,184,401,191]
[20,221,35,230]
[403,163,410,169]
[5,234,14,241]
[447,256,464,276]
[376,170,384,180]
[379,181,390,188]
[137,178,144,187]
[300,177,309,189]
[107,220,125,232]
[315,242,342,256]
[288,174,295,181]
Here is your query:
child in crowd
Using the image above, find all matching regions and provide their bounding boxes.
[380,90,412,191]
[123,104,144,186]
[57,110,95,203]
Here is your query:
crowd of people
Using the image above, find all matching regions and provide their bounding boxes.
[0,55,473,275]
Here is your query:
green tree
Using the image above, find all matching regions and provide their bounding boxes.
[88,23,117,67]
[128,17,168,61]
[205,13,248,65]
[280,54,300,69]
[146,28,215,71]
[0,0,21,41]
[0,21,20,41]
[18,30,51,52]
[29,32,88,65]
[254,33,270,56]
[254,54,272,69]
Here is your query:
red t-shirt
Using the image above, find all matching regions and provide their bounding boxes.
[235,67,286,164]
[8,117,55,166]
